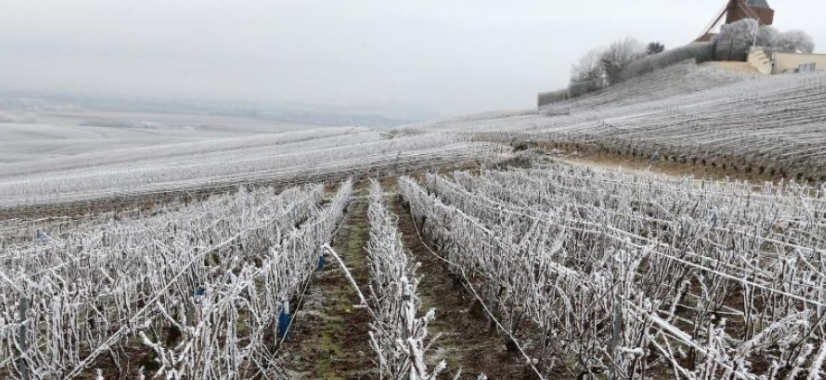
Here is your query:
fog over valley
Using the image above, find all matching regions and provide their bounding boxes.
[2,0,824,120]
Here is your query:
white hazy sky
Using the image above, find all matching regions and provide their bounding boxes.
[0,0,823,118]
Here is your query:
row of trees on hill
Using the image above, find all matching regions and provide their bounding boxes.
[569,37,653,97]
[566,20,815,99]
[718,18,815,54]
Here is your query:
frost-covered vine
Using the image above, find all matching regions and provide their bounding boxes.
[366,179,444,380]
[399,164,826,379]
[1,180,352,379]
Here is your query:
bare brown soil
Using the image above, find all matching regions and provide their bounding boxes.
[562,152,767,182]
[278,199,374,379]
[537,144,792,184]
[388,188,546,379]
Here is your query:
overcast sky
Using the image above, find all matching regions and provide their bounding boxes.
[0,0,823,119]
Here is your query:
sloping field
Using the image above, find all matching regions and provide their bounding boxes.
[406,61,826,181]
[0,127,502,209]
[398,164,826,379]
[0,122,202,163]
[1,181,352,379]
[4,165,825,379]
[4,61,824,212]
[3,61,826,380]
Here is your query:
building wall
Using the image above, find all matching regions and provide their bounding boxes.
[747,50,773,74]
[772,52,826,73]
[716,37,752,61]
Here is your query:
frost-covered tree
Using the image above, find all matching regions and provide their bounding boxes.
[569,48,607,97]
[719,19,816,54]
[718,19,760,47]
[569,38,647,96]
[773,30,815,53]
[757,26,779,47]
[601,37,645,85]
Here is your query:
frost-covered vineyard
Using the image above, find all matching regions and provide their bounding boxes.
[0,128,499,209]
[409,62,826,181]
[402,165,826,379]
[5,165,825,379]
[2,62,825,213]
[2,181,352,378]
[365,180,444,379]
[3,59,826,379]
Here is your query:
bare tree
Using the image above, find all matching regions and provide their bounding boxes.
[569,48,607,97]
[601,37,645,85]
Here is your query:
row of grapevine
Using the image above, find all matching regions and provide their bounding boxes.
[399,165,826,379]
[406,63,826,180]
[0,201,184,247]
[1,180,352,379]
[365,180,444,379]
[0,130,502,208]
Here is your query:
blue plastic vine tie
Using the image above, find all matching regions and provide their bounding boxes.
[317,249,325,271]
[277,301,291,340]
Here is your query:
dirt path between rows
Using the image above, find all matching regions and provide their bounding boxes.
[388,188,538,379]
[278,199,374,379]
[279,181,550,379]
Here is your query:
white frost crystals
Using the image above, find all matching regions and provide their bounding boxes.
[365,179,445,380]
[0,128,499,208]
[399,164,826,379]
[410,62,826,182]
[1,179,353,379]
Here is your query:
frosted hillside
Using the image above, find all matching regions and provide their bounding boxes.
[401,61,826,180]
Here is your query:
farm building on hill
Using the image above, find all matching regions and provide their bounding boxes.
[748,49,826,74]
